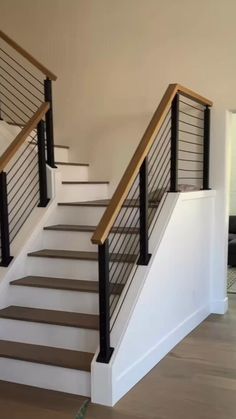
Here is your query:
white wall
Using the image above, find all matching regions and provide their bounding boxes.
[92,190,217,406]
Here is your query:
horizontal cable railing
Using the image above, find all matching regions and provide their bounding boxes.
[178,96,205,189]
[0,30,57,267]
[0,103,50,266]
[0,29,57,168]
[92,84,212,363]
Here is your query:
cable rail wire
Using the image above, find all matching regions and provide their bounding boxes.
[0,32,56,266]
[93,86,212,364]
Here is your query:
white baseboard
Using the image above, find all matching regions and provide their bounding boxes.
[112,304,210,406]
[210,297,228,314]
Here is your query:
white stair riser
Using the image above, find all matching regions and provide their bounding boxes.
[57,164,89,182]
[58,183,109,203]
[52,206,106,225]
[0,358,91,396]
[8,286,99,314]
[26,256,133,282]
[54,147,69,162]
[26,257,98,281]
[42,230,95,252]
[0,319,98,352]
[54,206,140,227]
[43,229,139,253]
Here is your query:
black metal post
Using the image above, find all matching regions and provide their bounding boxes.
[0,171,13,266]
[170,94,179,192]
[37,120,49,207]
[138,158,151,265]
[44,78,56,168]
[202,105,211,190]
[97,240,114,363]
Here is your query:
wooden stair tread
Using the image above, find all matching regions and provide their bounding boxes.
[10,276,124,294]
[6,121,25,127]
[0,306,99,330]
[28,142,69,149]
[61,181,109,185]
[54,144,69,149]
[44,224,139,234]
[58,199,159,208]
[27,249,137,263]
[0,340,93,371]
[55,161,89,167]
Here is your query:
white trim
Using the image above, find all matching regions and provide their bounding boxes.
[113,303,210,405]
[210,297,228,314]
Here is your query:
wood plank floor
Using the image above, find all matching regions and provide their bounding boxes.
[0,295,235,419]
[87,295,236,419]
[0,381,87,419]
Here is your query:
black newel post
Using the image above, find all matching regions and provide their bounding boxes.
[138,157,151,265]
[170,93,179,192]
[202,105,211,190]
[37,120,49,207]
[97,240,114,363]
[0,171,13,266]
[44,78,56,168]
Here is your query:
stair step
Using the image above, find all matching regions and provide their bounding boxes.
[0,306,99,330]
[54,144,70,149]
[56,161,89,167]
[61,181,109,185]
[27,249,137,263]
[44,224,139,234]
[7,121,24,127]
[0,340,93,371]
[58,199,159,207]
[28,141,69,149]
[10,276,124,294]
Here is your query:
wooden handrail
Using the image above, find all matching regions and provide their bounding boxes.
[0,102,50,172]
[91,83,213,245]
[0,30,57,81]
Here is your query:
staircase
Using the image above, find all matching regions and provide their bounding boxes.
[0,30,214,405]
[0,144,113,396]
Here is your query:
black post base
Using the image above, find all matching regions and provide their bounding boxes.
[48,164,57,169]
[168,190,180,193]
[97,347,114,364]
[137,253,152,266]
[38,198,50,208]
[0,256,13,267]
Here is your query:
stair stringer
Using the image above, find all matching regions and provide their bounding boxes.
[91,190,216,406]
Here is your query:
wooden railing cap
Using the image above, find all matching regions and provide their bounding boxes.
[0,102,50,172]
[174,84,213,107]
[0,30,57,81]
[91,83,213,245]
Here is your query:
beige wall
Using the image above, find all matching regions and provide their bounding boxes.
[1,0,236,186]
[1,0,235,300]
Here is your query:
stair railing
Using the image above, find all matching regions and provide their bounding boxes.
[91,84,213,363]
[0,30,57,266]
[0,30,57,167]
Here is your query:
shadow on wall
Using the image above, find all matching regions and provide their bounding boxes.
[88,112,153,195]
